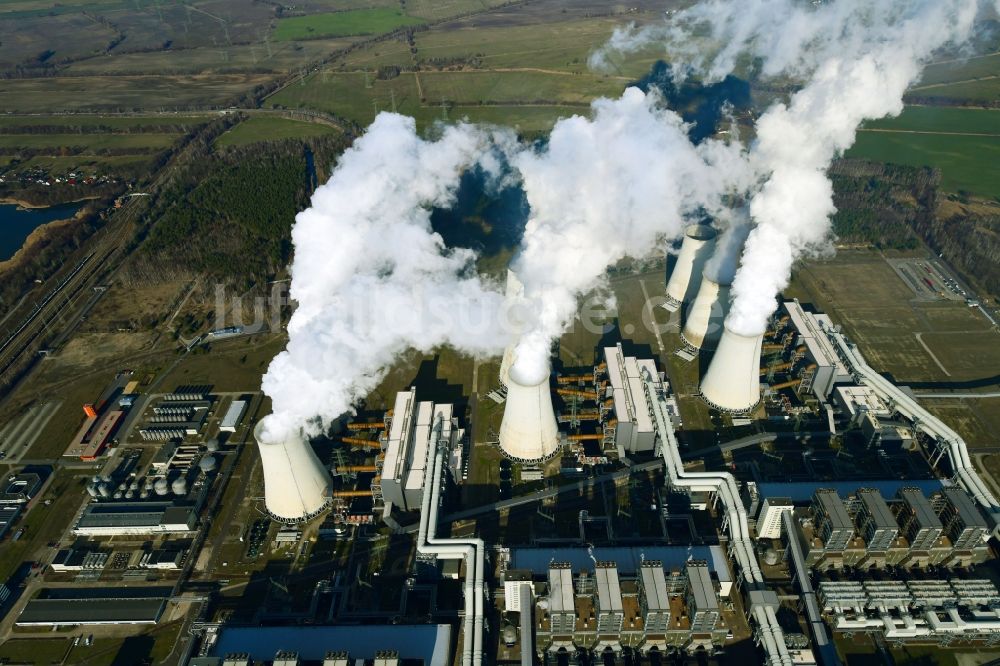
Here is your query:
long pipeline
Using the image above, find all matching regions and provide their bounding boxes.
[416,413,486,666]
[823,326,1000,528]
[642,370,792,666]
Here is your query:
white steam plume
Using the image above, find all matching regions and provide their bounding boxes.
[507,88,750,384]
[595,0,986,335]
[702,209,750,286]
[258,113,510,444]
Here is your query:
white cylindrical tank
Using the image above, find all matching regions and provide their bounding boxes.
[681,276,731,350]
[86,485,98,498]
[172,477,187,496]
[199,456,217,473]
[98,484,111,498]
[498,362,560,463]
[206,438,220,453]
[664,224,717,311]
[254,421,332,523]
[700,325,763,412]
[154,479,169,496]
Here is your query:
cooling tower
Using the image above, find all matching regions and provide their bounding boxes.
[254,421,332,523]
[664,224,718,311]
[700,325,763,412]
[681,277,731,350]
[499,366,560,463]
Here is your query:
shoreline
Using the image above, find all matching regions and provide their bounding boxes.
[0,208,85,274]
[0,195,97,210]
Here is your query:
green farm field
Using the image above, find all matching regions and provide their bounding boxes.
[215,116,341,147]
[865,106,1000,134]
[0,74,272,113]
[273,8,424,41]
[847,130,1000,197]
[268,69,624,133]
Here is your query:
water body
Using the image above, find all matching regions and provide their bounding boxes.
[0,201,84,262]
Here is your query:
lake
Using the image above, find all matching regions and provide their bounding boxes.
[0,201,84,262]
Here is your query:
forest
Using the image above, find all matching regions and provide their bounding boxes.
[126,131,350,290]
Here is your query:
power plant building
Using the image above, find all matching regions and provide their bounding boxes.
[757,497,794,540]
[855,489,901,553]
[783,301,852,399]
[603,344,661,453]
[380,389,458,512]
[72,502,197,536]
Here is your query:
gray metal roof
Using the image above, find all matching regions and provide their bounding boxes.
[943,487,988,528]
[858,489,898,530]
[639,562,670,612]
[548,563,575,614]
[511,546,731,581]
[595,563,623,613]
[815,489,853,530]
[686,561,718,612]
[208,625,452,664]
[758,479,946,501]
[17,599,165,625]
[898,487,942,530]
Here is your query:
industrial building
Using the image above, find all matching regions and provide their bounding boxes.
[72,501,197,536]
[0,471,42,505]
[532,558,729,657]
[757,497,794,540]
[782,300,853,400]
[817,579,1000,643]
[254,421,331,523]
[380,389,460,512]
[64,405,124,460]
[793,486,990,570]
[602,344,662,454]
[16,587,171,626]
[219,399,247,433]
[664,224,717,311]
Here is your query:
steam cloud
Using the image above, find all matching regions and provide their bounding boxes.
[595,0,986,335]
[261,0,992,439]
[258,114,511,444]
[507,88,750,384]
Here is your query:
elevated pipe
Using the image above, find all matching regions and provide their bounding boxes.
[642,369,791,666]
[823,325,1000,531]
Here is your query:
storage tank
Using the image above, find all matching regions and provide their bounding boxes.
[154,478,169,496]
[498,356,560,463]
[171,477,188,496]
[113,491,123,499]
[664,224,717,311]
[98,484,111,498]
[681,276,731,350]
[86,485,98,498]
[206,438,220,453]
[254,420,332,523]
[199,455,217,473]
[700,325,763,412]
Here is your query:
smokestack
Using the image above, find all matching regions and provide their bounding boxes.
[681,275,730,350]
[664,224,717,311]
[499,360,560,463]
[700,324,762,412]
[254,420,332,522]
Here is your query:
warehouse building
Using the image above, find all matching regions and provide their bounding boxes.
[16,587,171,626]
[219,400,247,433]
[0,472,42,505]
[72,502,196,536]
